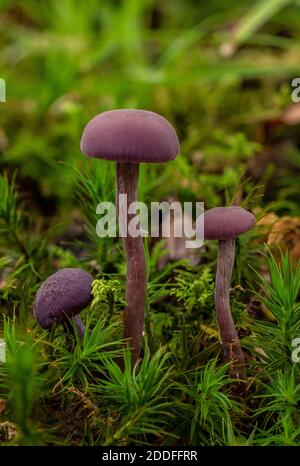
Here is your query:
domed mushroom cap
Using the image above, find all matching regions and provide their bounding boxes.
[34,268,93,329]
[203,206,255,240]
[80,109,180,163]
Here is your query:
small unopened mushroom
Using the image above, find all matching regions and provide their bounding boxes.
[203,206,255,380]
[81,109,180,365]
[34,268,93,338]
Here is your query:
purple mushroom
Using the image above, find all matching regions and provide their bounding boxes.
[34,268,93,338]
[80,109,180,366]
[203,206,256,380]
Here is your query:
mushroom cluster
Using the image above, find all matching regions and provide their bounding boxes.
[33,108,256,385]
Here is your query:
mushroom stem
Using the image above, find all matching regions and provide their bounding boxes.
[72,315,86,339]
[215,238,246,380]
[116,162,147,367]
[63,316,86,339]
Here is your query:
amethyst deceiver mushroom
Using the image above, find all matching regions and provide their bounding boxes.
[80,109,180,365]
[203,206,255,380]
[34,268,93,338]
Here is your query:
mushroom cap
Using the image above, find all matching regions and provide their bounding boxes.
[34,268,93,329]
[203,206,255,240]
[80,109,180,163]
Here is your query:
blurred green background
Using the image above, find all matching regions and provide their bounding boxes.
[1,0,300,237]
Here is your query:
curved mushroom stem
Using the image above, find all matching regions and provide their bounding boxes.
[63,315,86,340]
[117,162,147,367]
[72,315,86,339]
[215,238,246,381]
